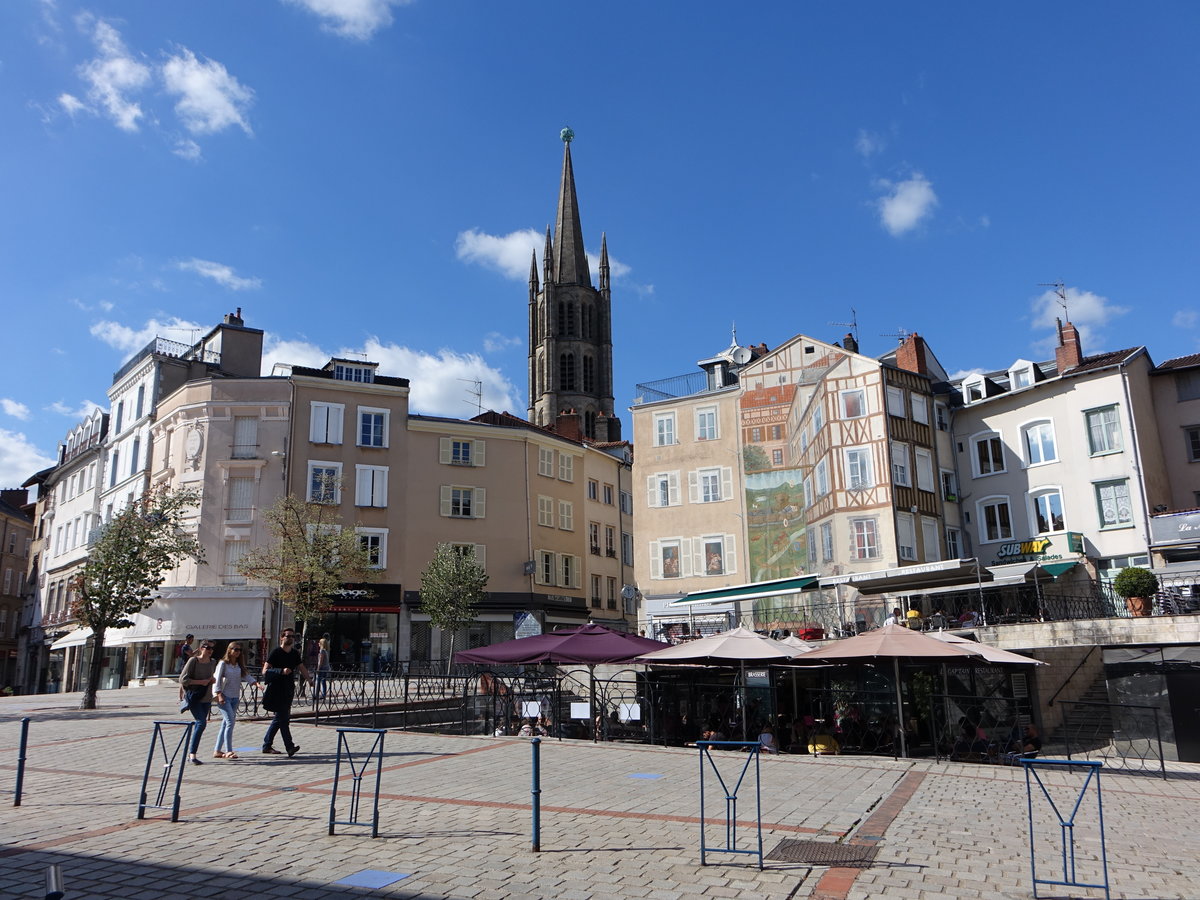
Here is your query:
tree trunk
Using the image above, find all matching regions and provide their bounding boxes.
[79,627,106,710]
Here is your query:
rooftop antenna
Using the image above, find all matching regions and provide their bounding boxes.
[166,326,203,344]
[461,378,483,416]
[880,327,911,345]
[829,307,859,345]
[1039,281,1069,320]
[345,349,370,361]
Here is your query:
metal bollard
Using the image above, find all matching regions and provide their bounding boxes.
[14,717,30,807]
[45,863,65,900]
[530,737,541,852]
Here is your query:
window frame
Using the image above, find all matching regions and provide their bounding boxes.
[891,441,911,487]
[310,401,345,445]
[850,517,879,560]
[558,500,574,531]
[840,389,867,419]
[354,464,388,508]
[356,527,389,568]
[653,412,677,447]
[972,432,1006,477]
[538,447,555,477]
[845,447,873,490]
[695,406,718,442]
[558,453,575,482]
[357,406,389,448]
[307,461,343,504]
[1022,419,1058,467]
[886,385,907,418]
[1029,487,1065,535]
[978,496,1014,543]
[1095,479,1133,529]
[1085,405,1123,456]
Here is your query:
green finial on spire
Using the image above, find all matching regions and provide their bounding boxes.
[560,127,575,144]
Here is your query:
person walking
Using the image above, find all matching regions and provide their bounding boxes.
[315,636,332,704]
[261,628,313,757]
[176,634,195,673]
[212,642,257,759]
[179,640,216,766]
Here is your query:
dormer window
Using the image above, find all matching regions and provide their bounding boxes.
[333,363,375,383]
[962,376,984,405]
[1008,359,1036,390]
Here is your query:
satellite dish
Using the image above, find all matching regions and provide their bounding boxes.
[620,584,637,600]
[731,346,752,365]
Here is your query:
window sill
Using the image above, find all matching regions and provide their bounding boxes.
[1023,459,1059,469]
[1088,449,1123,458]
[1098,523,1135,531]
[972,470,1006,479]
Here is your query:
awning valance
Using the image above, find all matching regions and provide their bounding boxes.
[127,593,267,642]
[671,575,819,607]
[822,558,984,596]
[1040,561,1079,579]
[49,627,131,650]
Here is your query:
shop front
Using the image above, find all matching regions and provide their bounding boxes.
[303,584,404,673]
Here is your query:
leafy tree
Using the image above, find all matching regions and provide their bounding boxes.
[419,543,489,672]
[71,486,204,710]
[742,444,770,473]
[236,486,379,653]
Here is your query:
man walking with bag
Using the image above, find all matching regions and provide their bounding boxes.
[261,628,313,758]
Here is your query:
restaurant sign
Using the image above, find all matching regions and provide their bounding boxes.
[995,537,1063,563]
[1149,510,1200,546]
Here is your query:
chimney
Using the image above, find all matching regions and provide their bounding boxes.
[224,308,244,327]
[843,332,859,355]
[895,333,930,376]
[555,409,582,441]
[1055,318,1083,373]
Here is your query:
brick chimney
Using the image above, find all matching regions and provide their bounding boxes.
[843,332,859,355]
[1055,318,1083,373]
[555,409,583,441]
[895,333,930,376]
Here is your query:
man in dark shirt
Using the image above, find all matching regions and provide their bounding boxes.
[177,634,195,673]
[261,628,312,757]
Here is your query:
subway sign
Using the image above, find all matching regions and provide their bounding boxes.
[995,538,1056,562]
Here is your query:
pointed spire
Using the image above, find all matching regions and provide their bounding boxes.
[598,232,610,292]
[528,249,539,290]
[553,139,591,286]
[542,225,554,282]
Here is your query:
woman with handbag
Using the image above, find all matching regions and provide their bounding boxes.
[212,642,257,759]
[178,641,217,765]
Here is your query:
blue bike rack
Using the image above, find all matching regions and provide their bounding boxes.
[329,727,386,837]
[12,717,29,807]
[136,720,194,822]
[1021,758,1109,900]
[697,740,763,869]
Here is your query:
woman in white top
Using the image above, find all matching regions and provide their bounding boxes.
[212,642,257,759]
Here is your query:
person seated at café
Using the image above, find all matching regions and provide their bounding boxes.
[758,724,780,755]
[959,608,980,627]
[1005,723,1042,762]
[883,607,904,626]
[808,720,841,756]
[928,609,949,630]
[518,718,536,737]
[701,718,726,742]
[906,607,924,630]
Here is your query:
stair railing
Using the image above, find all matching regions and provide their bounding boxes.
[1048,646,1097,707]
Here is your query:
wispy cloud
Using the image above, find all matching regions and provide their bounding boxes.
[90,316,206,353]
[282,0,413,40]
[75,16,152,132]
[876,173,937,236]
[1172,309,1198,329]
[948,367,986,382]
[0,429,56,496]
[1,399,31,421]
[855,128,885,158]
[1030,286,1130,354]
[70,297,114,312]
[483,333,522,353]
[173,137,203,162]
[177,258,261,290]
[58,92,87,117]
[456,228,542,281]
[262,334,521,417]
[46,399,106,418]
[162,48,254,136]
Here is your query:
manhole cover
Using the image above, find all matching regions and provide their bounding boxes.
[766,839,878,867]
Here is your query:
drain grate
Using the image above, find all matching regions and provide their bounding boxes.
[766,839,878,868]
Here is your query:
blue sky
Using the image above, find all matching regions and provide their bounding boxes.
[3,1,1199,492]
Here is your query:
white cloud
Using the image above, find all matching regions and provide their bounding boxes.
[483,333,522,353]
[0,429,56,495]
[76,17,152,132]
[58,92,87,117]
[948,368,986,382]
[876,173,937,236]
[1030,286,1130,353]
[456,228,543,281]
[46,399,105,418]
[173,138,202,162]
[70,298,114,312]
[162,48,253,136]
[177,258,261,290]
[283,0,411,40]
[262,334,521,417]
[855,129,884,158]
[90,316,206,353]
[1,399,31,421]
[1172,309,1198,329]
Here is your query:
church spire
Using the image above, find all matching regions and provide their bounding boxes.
[598,232,610,293]
[528,249,539,291]
[553,130,591,287]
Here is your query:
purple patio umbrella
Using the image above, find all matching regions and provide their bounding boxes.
[455,624,669,740]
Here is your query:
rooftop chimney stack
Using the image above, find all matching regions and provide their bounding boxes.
[1054,317,1083,373]
[896,333,930,376]
[843,332,859,355]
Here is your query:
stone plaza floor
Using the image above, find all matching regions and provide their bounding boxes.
[1,686,1197,899]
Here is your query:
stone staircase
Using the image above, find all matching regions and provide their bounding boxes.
[1049,676,1114,755]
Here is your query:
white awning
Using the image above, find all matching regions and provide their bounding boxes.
[125,593,267,642]
[49,627,131,650]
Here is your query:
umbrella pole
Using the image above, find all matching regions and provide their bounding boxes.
[894,657,907,759]
[741,659,747,742]
[590,664,597,743]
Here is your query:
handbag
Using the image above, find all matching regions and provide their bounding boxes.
[179,696,191,714]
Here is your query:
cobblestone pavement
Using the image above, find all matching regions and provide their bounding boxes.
[1,687,1197,899]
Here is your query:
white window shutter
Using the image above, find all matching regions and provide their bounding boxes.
[571,557,581,589]
[374,468,388,506]
[355,470,371,506]
[649,542,662,579]
[473,544,486,570]
[688,470,699,504]
[439,438,451,464]
[329,405,344,444]
[692,540,704,575]
[310,404,326,442]
[722,467,734,500]
[474,487,486,518]
[680,538,693,577]
[668,473,681,506]
[555,553,566,587]
[474,441,486,466]
[439,486,452,517]
[646,476,658,509]
[724,534,737,575]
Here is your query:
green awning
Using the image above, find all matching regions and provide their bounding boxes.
[1041,561,1079,579]
[670,575,819,607]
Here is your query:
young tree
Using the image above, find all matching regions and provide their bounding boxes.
[235,488,378,653]
[419,543,489,672]
[72,486,204,710]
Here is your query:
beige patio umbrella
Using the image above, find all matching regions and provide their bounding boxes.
[778,635,819,653]
[928,631,1047,666]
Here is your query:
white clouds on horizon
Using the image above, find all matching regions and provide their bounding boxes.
[282,0,413,40]
[1,399,32,421]
[162,48,254,136]
[177,258,262,290]
[483,333,522,353]
[456,227,651,294]
[0,429,56,496]
[46,399,106,418]
[876,173,937,236]
[1029,286,1130,354]
[90,316,207,353]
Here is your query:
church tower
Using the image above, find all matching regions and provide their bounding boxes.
[527,130,621,442]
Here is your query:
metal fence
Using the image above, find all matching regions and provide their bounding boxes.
[1054,699,1167,779]
[930,691,1036,763]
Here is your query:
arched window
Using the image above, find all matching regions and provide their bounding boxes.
[583,356,595,392]
[582,304,592,339]
[567,303,577,336]
[557,301,566,336]
[560,353,577,391]
[585,411,596,439]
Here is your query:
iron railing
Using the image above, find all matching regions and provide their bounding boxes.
[1055,699,1167,779]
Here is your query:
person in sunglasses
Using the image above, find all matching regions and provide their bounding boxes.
[179,641,217,766]
[212,642,257,759]
[261,629,313,757]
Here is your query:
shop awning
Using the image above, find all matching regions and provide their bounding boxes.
[49,627,131,650]
[986,562,1041,581]
[1040,561,1079,579]
[822,558,984,596]
[671,574,820,607]
[124,593,267,642]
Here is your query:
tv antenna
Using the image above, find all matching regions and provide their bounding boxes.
[829,308,859,345]
[167,326,202,344]
[461,378,483,416]
[1039,281,1069,319]
[880,327,911,345]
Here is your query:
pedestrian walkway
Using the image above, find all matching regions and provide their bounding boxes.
[1,686,1197,898]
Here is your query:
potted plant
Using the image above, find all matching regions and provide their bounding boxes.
[1113,566,1158,617]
